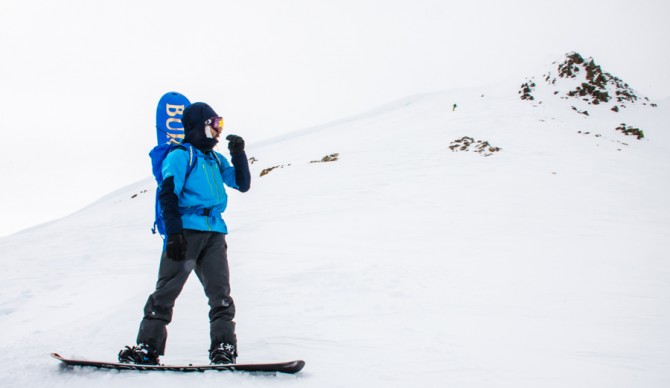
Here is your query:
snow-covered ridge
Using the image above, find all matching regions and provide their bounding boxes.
[1,60,669,388]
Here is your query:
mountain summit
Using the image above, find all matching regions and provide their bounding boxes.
[520,52,656,113]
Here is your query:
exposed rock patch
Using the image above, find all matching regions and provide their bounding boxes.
[260,164,290,177]
[260,153,340,177]
[130,189,148,199]
[615,123,644,139]
[449,137,501,157]
[519,80,536,101]
[310,153,340,163]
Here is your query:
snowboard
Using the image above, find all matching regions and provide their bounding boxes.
[51,353,305,374]
[156,91,191,145]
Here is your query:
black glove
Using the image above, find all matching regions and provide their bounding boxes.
[166,233,188,261]
[226,134,245,156]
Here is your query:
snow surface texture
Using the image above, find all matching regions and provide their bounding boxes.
[1,53,669,387]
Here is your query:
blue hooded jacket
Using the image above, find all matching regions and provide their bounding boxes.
[159,102,250,235]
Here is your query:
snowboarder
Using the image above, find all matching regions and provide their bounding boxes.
[119,102,251,366]
[452,103,457,111]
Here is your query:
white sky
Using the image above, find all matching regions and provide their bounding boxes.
[0,0,668,237]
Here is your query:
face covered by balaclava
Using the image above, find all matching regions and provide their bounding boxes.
[181,102,219,152]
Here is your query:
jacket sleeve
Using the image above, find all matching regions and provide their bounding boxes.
[231,151,251,192]
[159,149,189,235]
[219,151,251,193]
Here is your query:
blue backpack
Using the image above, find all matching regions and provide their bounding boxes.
[149,143,224,238]
[149,142,196,237]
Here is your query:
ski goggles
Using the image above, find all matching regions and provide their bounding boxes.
[204,116,224,131]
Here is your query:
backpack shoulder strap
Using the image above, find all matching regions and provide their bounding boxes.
[171,143,197,176]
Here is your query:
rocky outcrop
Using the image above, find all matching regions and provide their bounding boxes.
[615,123,644,139]
[449,137,501,157]
[519,51,655,113]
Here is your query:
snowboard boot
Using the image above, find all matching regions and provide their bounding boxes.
[209,343,236,365]
[118,343,160,365]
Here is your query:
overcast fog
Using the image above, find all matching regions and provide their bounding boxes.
[0,0,668,237]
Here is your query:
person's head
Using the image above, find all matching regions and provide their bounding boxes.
[182,102,224,151]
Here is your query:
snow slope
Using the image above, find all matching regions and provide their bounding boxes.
[1,58,669,387]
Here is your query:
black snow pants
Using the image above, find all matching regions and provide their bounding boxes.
[137,230,236,355]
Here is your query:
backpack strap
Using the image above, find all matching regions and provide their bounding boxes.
[171,143,197,177]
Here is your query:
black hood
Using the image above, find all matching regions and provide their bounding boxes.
[182,102,219,151]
